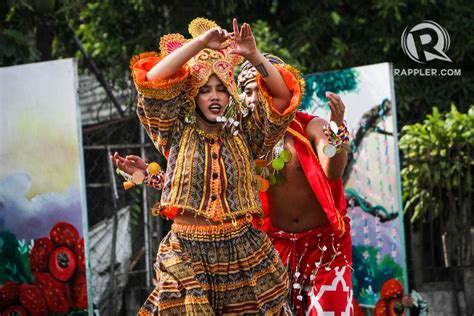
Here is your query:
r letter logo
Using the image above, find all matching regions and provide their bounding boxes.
[401,20,452,64]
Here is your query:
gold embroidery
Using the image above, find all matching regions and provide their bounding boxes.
[193,125,225,140]
[170,127,192,203]
[154,137,168,146]
[199,142,209,211]
[209,141,224,220]
[234,135,258,209]
[156,201,262,222]
[184,135,198,206]
[226,137,244,208]
[159,33,187,56]
[218,144,232,216]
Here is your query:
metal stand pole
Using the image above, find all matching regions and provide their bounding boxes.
[140,128,152,289]
[106,146,119,315]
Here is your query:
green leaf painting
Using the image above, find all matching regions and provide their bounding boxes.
[352,245,403,305]
[0,232,34,284]
[301,69,359,111]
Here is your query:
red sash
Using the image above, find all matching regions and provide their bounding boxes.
[259,112,347,236]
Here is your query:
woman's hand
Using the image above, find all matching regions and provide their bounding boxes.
[199,27,232,50]
[111,152,147,175]
[229,18,258,59]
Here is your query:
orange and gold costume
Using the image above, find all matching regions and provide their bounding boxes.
[130,18,303,315]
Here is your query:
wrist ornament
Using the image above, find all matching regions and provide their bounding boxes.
[322,121,351,157]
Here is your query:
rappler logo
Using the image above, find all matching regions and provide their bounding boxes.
[401,20,451,64]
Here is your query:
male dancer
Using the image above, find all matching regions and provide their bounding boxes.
[238,55,354,315]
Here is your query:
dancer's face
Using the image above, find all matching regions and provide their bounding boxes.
[195,75,230,122]
[243,81,258,107]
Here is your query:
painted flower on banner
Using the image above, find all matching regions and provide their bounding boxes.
[375,278,406,316]
[0,221,88,315]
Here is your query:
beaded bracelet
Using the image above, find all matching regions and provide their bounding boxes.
[322,121,351,157]
[143,169,166,190]
[116,161,166,190]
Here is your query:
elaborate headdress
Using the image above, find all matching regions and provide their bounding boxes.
[159,18,243,102]
[237,53,286,89]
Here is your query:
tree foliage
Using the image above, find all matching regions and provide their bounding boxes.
[399,105,473,222]
[273,0,473,125]
[0,1,38,65]
[1,0,473,126]
[399,105,473,266]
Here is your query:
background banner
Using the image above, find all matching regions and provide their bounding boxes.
[301,62,408,306]
[0,59,91,314]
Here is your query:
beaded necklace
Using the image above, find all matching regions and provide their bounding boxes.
[255,137,292,192]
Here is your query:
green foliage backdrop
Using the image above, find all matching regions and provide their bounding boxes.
[399,105,473,266]
[1,0,472,126]
[399,105,473,223]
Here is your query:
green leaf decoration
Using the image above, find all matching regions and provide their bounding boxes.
[279,149,292,163]
[352,245,403,305]
[268,174,276,185]
[271,157,285,171]
[0,232,34,284]
[274,173,285,185]
[301,69,359,111]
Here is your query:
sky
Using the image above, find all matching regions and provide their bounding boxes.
[0,59,86,240]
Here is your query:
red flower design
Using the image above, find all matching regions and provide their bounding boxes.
[375,278,406,316]
[1,221,88,314]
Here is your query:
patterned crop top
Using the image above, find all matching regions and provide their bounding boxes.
[130,53,303,223]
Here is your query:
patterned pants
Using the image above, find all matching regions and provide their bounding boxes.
[265,218,353,316]
[139,219,290,315]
